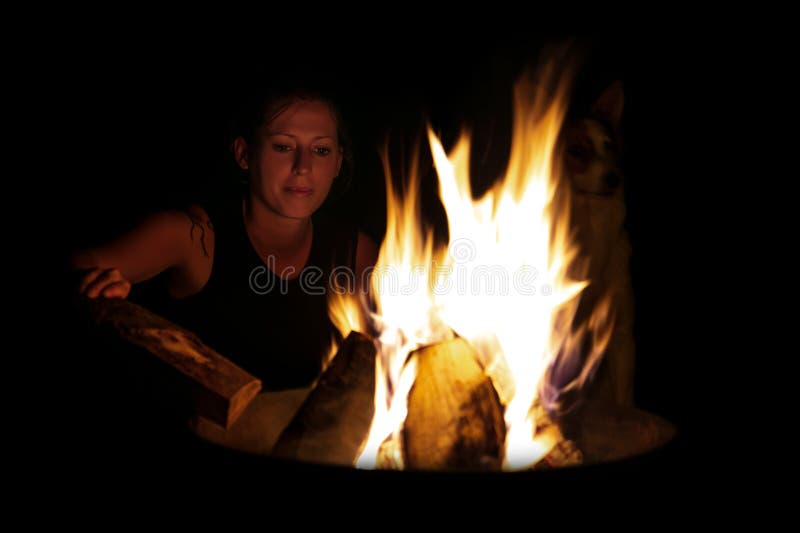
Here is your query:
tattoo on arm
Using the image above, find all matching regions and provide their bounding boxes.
[185,212,213,258]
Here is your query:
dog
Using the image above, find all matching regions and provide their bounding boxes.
[562,80,636,407]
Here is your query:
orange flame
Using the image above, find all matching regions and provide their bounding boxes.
[328,144,453,468]
[431,64,613,469]
[328,55,615,470]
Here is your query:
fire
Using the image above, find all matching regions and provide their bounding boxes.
[329,144,453,469]
[431,67,601,469]
[328,291,368,342]
[328,58,613,470]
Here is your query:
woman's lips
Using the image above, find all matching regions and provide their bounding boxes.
[285,186,313,196]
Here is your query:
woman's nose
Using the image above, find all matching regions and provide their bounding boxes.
[293,149,311,175]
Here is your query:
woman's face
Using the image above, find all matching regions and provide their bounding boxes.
[241,99,342,219]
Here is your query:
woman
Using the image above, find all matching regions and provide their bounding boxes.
[72,84,378,392]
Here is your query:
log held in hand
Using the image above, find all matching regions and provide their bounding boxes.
[84,297,261,429]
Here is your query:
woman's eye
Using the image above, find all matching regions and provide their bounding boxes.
[314,147,332,156]
[273,144,292,153]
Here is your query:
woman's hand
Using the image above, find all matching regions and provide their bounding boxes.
[77,267,132,299]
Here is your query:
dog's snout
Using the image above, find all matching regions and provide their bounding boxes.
[604,172,622,190]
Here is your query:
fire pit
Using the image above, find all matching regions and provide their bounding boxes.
[192,331,675,472]
[80,53,677,475]
[85,297,674,474]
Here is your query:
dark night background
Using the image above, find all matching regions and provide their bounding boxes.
[44,24,722,499]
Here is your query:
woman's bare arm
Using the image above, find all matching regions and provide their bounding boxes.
[70,205,214,298]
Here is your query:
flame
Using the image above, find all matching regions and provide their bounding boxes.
[430,65,612,469]
[326,144,453,468]
[355,144,454,469]
[356,144,452,468]
[327,55,615,470]
[328,290,368,341]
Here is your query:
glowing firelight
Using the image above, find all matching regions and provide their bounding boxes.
[350,145,453,469]
[328,59,613,470]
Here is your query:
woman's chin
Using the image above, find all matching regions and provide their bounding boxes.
[260,193,326,220]
[278,202,322,220]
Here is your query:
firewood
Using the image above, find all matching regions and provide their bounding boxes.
[376,438,405,470]
[518,401,582,469]
[559,400,677,465]
[189,387,311,456]
[84,296,261,429]
[271,331,376,466]
[403,337,506,471]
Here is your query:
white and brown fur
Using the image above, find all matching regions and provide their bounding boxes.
[563,81,635,406]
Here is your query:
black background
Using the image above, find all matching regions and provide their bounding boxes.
[44,23,722,499]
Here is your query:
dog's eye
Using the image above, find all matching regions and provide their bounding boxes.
[568,145,590,161]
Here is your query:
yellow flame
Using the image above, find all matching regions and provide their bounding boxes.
[356,354,418,469]
[354,143,453,468]
[325,290,369,371]
[429,66,607,470]
[327,55,616,470]
[328,290,368,340]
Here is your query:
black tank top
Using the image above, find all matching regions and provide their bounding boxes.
[161,195,359,391]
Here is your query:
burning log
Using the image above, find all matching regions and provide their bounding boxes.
[84,296,261,429]
[403,337,506,470]
[271,331,376,466]
[559,400,677,465]
[528,401,583,469]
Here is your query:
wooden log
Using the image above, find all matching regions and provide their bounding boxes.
[271,331,376,466]
[403,337,506,471]
[528,401,583,470]
[559,400,677,465]
[189,387,311,456]
[84,296,261,429]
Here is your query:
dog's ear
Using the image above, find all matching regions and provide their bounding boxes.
[590,81,624,130]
